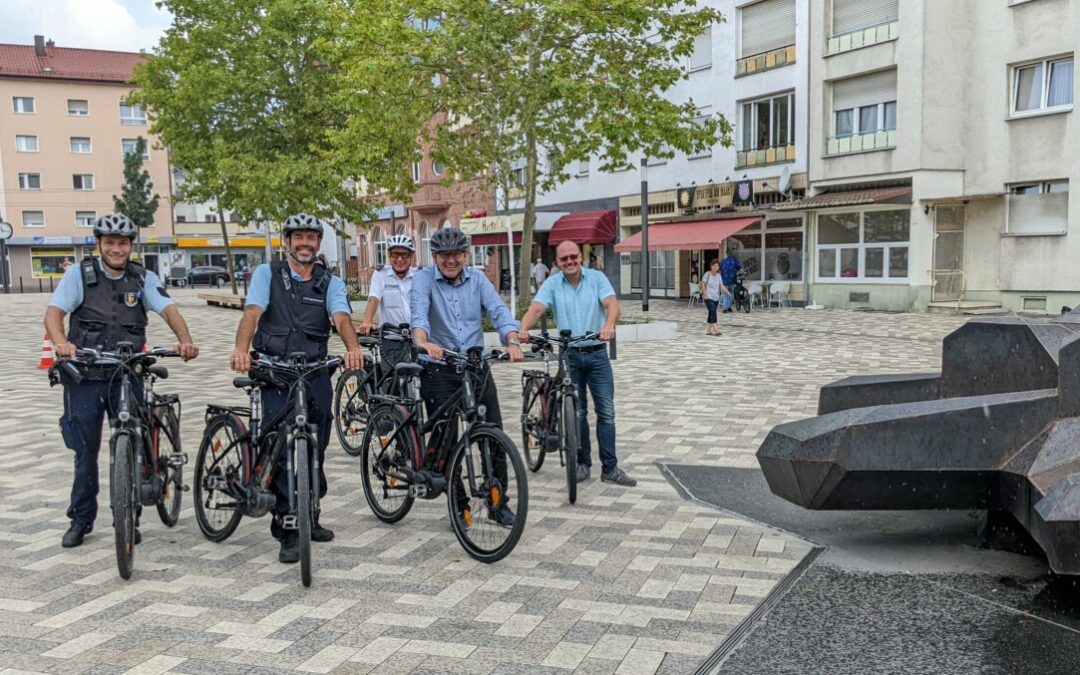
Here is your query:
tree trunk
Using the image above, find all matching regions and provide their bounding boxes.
[218,198,239,295]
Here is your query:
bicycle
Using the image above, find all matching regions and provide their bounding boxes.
[193,353,342,587]
[50,343,185,580]
[520,330,600,505]
[333,324,414,456]
[358,346,528,563]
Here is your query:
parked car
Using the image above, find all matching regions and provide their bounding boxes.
[187,265,232,288]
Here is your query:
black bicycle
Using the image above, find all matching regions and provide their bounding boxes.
[194,353,342,587]
[334,324,415,456]
[521,330,600,504]
[359,346,528,563]
[51,344,185,580]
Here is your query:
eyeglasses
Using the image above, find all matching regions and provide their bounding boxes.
[435,251,468,260]
[558,254,581,263]
[388,251,412,260]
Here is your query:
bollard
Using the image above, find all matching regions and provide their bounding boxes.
[19,277,24,293]
[242,274,248,295]
[38,278,43,293]
[49,276,54,292]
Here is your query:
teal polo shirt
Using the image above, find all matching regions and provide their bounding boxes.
[532,268,615,345]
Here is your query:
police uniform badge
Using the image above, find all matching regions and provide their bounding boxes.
[124,291,139,307]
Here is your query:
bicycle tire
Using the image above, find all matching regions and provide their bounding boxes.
[334,368,374,457]
[193,413,247,542]
[360,404,416,523]
[561,394,579,505]
[154,407,183,527]
[521,376,546,472]
[447,426,528,563]
[296,437,313,587]
[111,434,136,580]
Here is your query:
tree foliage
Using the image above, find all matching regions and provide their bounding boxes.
[113,136,160,229]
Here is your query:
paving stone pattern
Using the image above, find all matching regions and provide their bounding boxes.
[0,291,968,673]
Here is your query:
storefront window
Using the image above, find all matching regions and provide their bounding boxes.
[731,232,763,281]
[32,248,76,278]
[818,213,860,244]
[816,209,910,281]
[764,232,803,281]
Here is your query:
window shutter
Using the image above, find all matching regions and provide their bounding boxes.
[833,70,897,111]
[689,26,712,70]
[741,0,796,58]
[832,0,899,36]
[1009,191,1069,235]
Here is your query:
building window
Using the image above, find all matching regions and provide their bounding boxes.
[688,26,712,72]
[576,158,590,176]
[470,245,487,268]
[647,146,670,167]
[373,227,387,268]
[119,103,147,125]
[70,137,92,154]
[731,219,805,282]
[68,99,89,116]
[31,248,76,278]
[73,174,95,191]
[418,221,431,267]
[432,160,445,176]
[1007,180,1069,235]
[689,107,714,159]
[816,209,910,281]
[741,93,795,151]
[18,173,41,190]
[830,70,898,152]
[12,96,35,113]
[831,0,899,37]
[16,135,38,152]
[1012,57,1074,116]
[76,211,97,228]
[411,162,421,182]
[740,0,796,59]
[207,214,217,223]
[176,215,187,223]
[122,138,150,161]
[22,211,45,228]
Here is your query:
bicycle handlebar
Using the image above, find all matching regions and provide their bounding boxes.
[527,332,601,352]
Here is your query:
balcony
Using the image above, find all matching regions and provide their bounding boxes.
[826,22,898,57]
[736,45,796,78]
[737,144,796,169]
[826,131,897,157]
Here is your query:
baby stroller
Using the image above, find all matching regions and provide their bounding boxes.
[732,270,751,313]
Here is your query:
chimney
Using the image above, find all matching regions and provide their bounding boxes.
[33,35,47,57]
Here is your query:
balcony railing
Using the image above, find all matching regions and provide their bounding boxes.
[826,130,896,156]
[737,144,796,169]
[827,22,898,56]
[736,45,796,78]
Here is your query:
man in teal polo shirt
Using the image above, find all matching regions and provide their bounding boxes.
[519,240,636,487]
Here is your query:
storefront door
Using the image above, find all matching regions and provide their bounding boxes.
[932,205,965,302]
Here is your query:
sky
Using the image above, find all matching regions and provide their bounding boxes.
[0,0,171,53]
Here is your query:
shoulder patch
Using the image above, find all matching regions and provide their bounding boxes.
[157,286,171,299]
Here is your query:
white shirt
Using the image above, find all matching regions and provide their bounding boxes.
[532,262,549,283]
[369,266,416,326]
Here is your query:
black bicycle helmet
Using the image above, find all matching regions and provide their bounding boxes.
[428,227,469,253]
[93,213,138,239]
[283,213,324,237]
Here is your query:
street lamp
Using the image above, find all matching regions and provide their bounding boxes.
[0,216,12,294]
[640,157,649,313]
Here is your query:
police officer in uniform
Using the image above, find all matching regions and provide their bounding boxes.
[360,233,417,370]
[45,214,200,548]
[230,214,364,563]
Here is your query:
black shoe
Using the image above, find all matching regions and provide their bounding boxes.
[723,308,733,313]
[601,467,638,487]
[134,527,142,545]
[62,522,92,548]
[312,525,335,542]
[488,504,516,528]
[279,533,300,563]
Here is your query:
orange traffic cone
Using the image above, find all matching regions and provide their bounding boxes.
[38,333,55,369]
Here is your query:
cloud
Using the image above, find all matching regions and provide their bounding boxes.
[0,0,171,53]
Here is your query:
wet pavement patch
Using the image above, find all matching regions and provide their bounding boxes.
[660,464,1080,674]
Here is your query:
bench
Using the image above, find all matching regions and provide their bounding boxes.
[198,293,245,310]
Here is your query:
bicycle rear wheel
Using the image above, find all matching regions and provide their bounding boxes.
[334,368,374,456]
[360,404,416,523]
[154,406,183,527]
[111,434,136,580]
[194,414,248,542]
[560,394,579,505]
[521,376,546,472]
[296,437,313,587]
[447,426,528,563]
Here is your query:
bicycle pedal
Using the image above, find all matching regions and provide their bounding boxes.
[167,453,188,469]
[280,515,299,530]
[205,475,228,491]
[409,484,429,498]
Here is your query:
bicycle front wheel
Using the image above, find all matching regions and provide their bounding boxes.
[360,404,416,523]
[334,368,374,456]
[560,394,579,505]
[296,437,313,587]
[111,434,136,580]
[521,376,546,472]
[154,406,183,527]
[194,414,247,542]
[447,426,528,563]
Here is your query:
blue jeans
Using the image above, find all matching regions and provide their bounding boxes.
[566,348,618,474]
[705,299,719,323]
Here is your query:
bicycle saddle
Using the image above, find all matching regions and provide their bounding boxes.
[148,365,169,380]
[394,362,423,377]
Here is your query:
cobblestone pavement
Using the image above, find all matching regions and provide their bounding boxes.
[0,290,969,674]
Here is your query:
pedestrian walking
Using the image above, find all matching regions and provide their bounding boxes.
[531,257,549,293]
[720,249,741,314]
[700,259,731,336]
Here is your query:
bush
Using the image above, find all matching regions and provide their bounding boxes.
[347,285,367,302]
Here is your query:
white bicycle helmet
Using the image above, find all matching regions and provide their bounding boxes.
[386,234,415,252]
[283,213,324,236]
[93,213,138,239]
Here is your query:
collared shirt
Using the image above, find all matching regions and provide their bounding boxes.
[720,256,741,286]
[410,265,518,354]
[245,263,351,316]
[532,268,615,345]
[369,265,417,326]
[49,259,174,315]
[531,262,549,283]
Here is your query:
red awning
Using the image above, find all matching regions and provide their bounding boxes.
[549,210,617,245]
[470,232,522,246]
[614,217,761,252]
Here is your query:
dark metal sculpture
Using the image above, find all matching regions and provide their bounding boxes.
[757,314,1080,574]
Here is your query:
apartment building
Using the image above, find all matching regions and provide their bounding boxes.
[800,0,1077,312]
[0,36,171,283]
[534,0,811,300]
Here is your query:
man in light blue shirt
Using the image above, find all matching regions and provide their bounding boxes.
[519,240,636,487]
[410,227,524,528]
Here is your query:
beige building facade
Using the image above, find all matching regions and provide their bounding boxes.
[0,37,172,286]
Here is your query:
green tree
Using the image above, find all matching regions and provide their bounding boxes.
[113,136,160,231]
[400,0,732,305]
